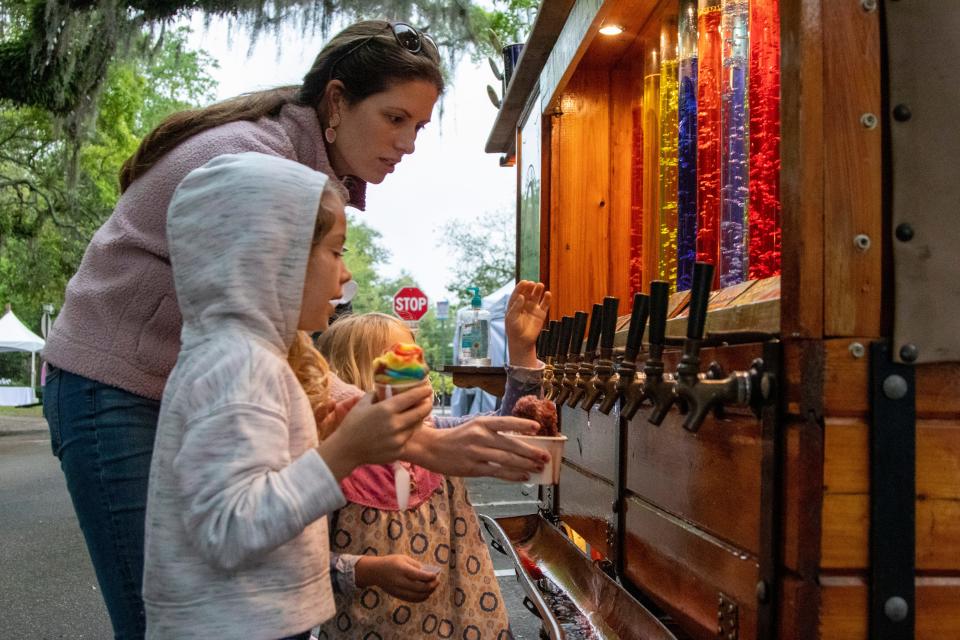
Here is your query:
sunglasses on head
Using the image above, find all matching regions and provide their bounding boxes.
[329,22,437,78]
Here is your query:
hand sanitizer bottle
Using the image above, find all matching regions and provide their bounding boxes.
[458,287,491,366]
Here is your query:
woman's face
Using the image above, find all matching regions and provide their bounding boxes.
[326,79,439,184]
[299,195,352,333]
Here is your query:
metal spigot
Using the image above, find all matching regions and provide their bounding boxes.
[555,311,588,406]
[642,281,677,425]
[567,303,603,408]
[606,292,650,417]
[541,320,561,399]
[548,316,575,402]
[673,262,756,432]
[580,297,620,410]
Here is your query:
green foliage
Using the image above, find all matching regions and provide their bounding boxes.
[469,0,539,58]
[440,208,515,306]
[0,28,217,332]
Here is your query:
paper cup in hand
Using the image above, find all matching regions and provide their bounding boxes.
[502,433,567,485]
[374,380,425,402]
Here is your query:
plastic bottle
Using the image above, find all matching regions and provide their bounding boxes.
[458,287,491,366]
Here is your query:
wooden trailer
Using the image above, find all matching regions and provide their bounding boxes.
[455,0,960,638]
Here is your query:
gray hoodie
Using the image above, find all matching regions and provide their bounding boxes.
[143,153,345,639]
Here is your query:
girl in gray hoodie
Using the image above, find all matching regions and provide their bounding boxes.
[142,152,433,639]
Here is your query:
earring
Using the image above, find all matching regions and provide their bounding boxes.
[325,112,341,144]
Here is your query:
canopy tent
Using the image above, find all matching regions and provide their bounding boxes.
[0,309,45,405]
[451,281,514,417]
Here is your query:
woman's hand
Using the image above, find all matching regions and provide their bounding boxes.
[317,383,433,480]
[402,416,550,481]
[505,280,551,368]
[355,555,441,602]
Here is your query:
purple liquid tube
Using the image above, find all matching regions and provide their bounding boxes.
[677,0,699,291]
[720,0,749,287]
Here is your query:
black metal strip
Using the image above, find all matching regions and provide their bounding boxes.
[869,341,916,639]
[756,339,783,638]
[613,401,629,578]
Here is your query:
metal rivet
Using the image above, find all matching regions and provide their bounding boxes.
[756,580,768,603]
[860,112,878,129]
[849,342,865,358]
[895,223,914,242]
[853,234,871,251]
[893,104,912,122]
[883,375,908,400]
[861,0,878,11]
[900,343,919,362]
[760,373,774,400]
[884,596,909,622]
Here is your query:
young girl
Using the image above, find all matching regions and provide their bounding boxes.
[314,281,551,640]
[142,152,433,640]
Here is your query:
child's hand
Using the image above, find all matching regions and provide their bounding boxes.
[355,555,441,602]
[313,395,361,441]
[317,383,432,479]
[505,280,551,368]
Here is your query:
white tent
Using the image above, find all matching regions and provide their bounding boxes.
[0,309,45,405]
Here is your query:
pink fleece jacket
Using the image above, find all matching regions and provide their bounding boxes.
[43,104,366,400]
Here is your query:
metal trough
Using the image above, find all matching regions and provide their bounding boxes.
[480,514,678,640]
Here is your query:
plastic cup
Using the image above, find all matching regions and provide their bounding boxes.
[373,378,427,511]
[502,433,567,485]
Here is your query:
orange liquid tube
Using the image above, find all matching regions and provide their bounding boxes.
[642,48,661,293]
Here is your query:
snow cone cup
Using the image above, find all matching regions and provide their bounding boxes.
[374,379,426,403]
[502,433,567,484]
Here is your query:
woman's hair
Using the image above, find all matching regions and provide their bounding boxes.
[286,182,346,423]
[316,312,410,392]
[119,20,444,192]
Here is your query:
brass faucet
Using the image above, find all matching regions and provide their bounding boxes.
[555,311,588,406]
[540,320,561,400]
[548,316,575,403]
[580,297,620,410]
[641,281,678,426]
[598,292,650,415]
[567,303,603,408]
[673,262,757,432]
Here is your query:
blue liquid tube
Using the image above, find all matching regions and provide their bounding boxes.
[719,0,749,287]
[676,0,699,292]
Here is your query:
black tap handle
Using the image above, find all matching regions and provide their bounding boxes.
[687,262,715,340]
[649,281,670,347]
[536,330,549,359]
[624,293,650,361]
[600,297,620,351]
[547,320,561,358]
[570,311,588,357]
[584,303,604,357]
[556,316,574,360]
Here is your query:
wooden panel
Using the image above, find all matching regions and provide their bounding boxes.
[777,574,821,640]
[781,418,824,578]
[560,405,619,481]
[820,418,960,570]
[549,68,612,319]
[819,576,960,639]
[557,460,615,559]
[822,0,883,337]
[779,0,824,338]
[622,496,760,640]
[607,49,640,305]
[540,0,604,113]
[818,338,960,417]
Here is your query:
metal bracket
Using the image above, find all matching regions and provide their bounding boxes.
[717,592,739,639]
[869,341,916,639]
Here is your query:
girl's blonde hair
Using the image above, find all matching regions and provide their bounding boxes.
[316,312,411,392]
[286,183,346,427]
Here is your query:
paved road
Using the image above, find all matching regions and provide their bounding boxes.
[0,426,545,639]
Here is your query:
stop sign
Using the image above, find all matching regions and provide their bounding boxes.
[393,287,429,321]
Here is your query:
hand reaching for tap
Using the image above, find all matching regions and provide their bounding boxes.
[505,280,551,368]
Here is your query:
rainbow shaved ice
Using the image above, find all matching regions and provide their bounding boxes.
[373,342,428,386]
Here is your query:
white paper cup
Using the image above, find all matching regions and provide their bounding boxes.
[374,379,425,402]
[502,433,567,485]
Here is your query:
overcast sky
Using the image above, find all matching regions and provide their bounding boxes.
[186,15,516,306]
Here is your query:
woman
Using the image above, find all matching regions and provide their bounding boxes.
[42,20,546,639]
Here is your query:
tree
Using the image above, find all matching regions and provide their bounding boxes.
[0,0,538,138]
[440,208,515,306]
[0,28,218,332]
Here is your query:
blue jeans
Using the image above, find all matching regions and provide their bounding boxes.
[44,366,159,640]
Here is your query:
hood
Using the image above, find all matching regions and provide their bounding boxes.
[167,152,329,353]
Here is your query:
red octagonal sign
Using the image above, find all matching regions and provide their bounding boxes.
[393,287,429,321]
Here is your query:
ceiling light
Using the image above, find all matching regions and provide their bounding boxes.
[599,24,623,36]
